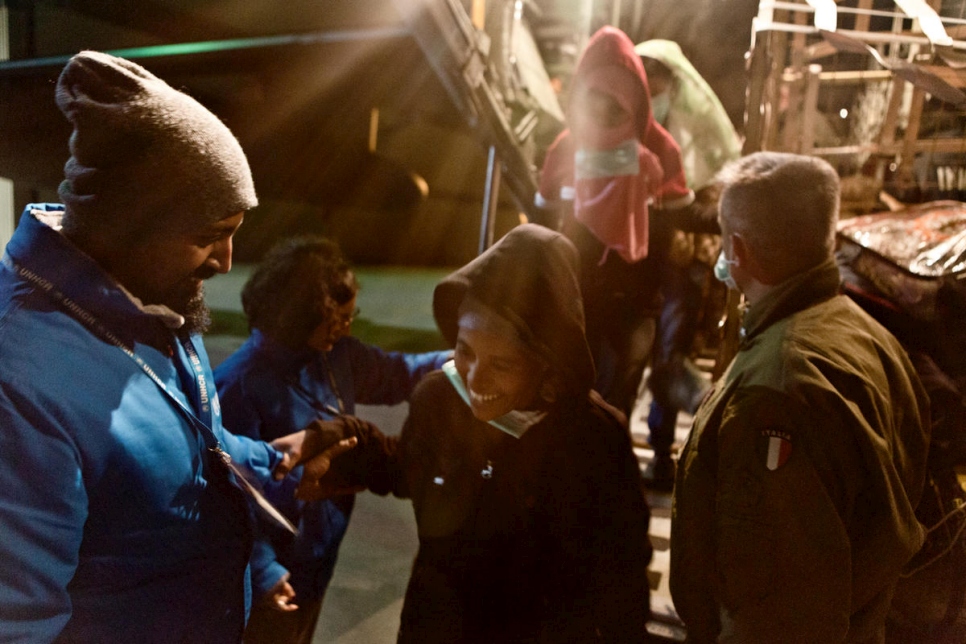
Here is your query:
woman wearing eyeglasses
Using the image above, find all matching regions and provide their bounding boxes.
[214,235,450,644]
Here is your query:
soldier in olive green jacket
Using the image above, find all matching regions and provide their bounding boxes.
[670,152,930,643]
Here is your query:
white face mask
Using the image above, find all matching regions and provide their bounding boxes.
[714,249,739,290]
[574,138,641,179]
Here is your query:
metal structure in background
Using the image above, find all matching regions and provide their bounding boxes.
[480,144,502,253]
[715,0,966,376]
[0,1,8,62]
[395,0,565,251]
[742,0,966,189]
[0,0,576,262]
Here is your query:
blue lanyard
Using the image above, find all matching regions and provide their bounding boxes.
[180,335,215,429]
[7,254,297,534]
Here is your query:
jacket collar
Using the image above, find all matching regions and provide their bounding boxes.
[6,205,183,343]
[740,258,842,345]
[249,328,317,370]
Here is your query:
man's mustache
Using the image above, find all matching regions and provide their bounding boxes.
[193,266,218,281]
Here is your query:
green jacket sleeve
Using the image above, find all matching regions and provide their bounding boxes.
[714,388,856,642]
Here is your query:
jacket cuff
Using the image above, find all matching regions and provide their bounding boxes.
[249,539,290,600]
[335,416,399,495]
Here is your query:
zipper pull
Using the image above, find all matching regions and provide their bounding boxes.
[481,460,493,479]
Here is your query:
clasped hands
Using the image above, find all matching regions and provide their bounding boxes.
[269,416,364,500]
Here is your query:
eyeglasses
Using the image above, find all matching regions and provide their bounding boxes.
[337,307,361,327]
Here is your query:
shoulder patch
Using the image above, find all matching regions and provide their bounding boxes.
[759,428,792,471]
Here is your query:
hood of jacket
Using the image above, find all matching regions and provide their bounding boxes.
[543,27,692,263]
[572,26,654,143]
[433,224,595,396]
[568,27,687,184]
[634,39,742,190]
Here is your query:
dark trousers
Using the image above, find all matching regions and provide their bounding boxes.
[589,311,657,420]
[648,260,709,454]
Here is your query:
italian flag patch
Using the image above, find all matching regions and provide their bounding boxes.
[761,428,792,471]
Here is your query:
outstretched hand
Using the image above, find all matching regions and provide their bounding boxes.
[296,444,366,501]
[264,576,299,613]
[270,420,358,481]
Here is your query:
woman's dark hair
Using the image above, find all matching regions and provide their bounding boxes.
[241,236,358,348]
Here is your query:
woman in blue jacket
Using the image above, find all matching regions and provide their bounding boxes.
[214,236,449,644]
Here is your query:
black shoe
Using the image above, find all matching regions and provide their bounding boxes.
[642,454,676,492]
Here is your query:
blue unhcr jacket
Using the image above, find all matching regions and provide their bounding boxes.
[0,205,285,644]
[214,328,448,603]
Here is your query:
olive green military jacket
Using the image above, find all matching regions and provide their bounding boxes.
[670,259,930,643]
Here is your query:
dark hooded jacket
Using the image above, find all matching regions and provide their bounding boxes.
[331,224,653,643]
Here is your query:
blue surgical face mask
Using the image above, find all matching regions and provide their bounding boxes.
[714,250,739,290]
[650,91,671,126]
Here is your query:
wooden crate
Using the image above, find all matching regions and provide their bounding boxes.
[743,0,966,216]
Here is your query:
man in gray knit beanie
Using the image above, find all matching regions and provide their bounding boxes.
[0,52,358,643]
[57,50,257,237]
[55,50,258,332]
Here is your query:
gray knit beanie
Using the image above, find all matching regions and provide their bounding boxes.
[55,50,257,239]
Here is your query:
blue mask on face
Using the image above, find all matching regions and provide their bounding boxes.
[714,250,739,290]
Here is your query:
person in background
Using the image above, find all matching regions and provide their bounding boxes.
[297,224,654,643]
[670,152,930,642]
[635,40,741,195]
[0,51,350,643]
[635,39,743,490]
[214,236,450,644]
[535,26,717,434]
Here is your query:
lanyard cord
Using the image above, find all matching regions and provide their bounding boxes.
[280,349,346,419]
[320,353,346,414]
[7,255,297,534]
[9,256,219,448]
[286,373,342,420]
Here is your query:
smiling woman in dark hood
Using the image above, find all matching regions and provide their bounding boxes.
[432,223,595,400]
[297,224,653,643]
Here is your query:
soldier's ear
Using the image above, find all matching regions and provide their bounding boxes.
[730,233,749,268]
[732,233,775,286]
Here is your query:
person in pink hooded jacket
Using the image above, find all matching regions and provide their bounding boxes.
[536,26,718,422]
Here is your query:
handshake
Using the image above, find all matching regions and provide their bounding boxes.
[268,415,390,501]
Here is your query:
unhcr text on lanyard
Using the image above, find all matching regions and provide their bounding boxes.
[8,255,297,534]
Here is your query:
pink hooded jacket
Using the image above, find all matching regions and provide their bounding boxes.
[539,27,692,263]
